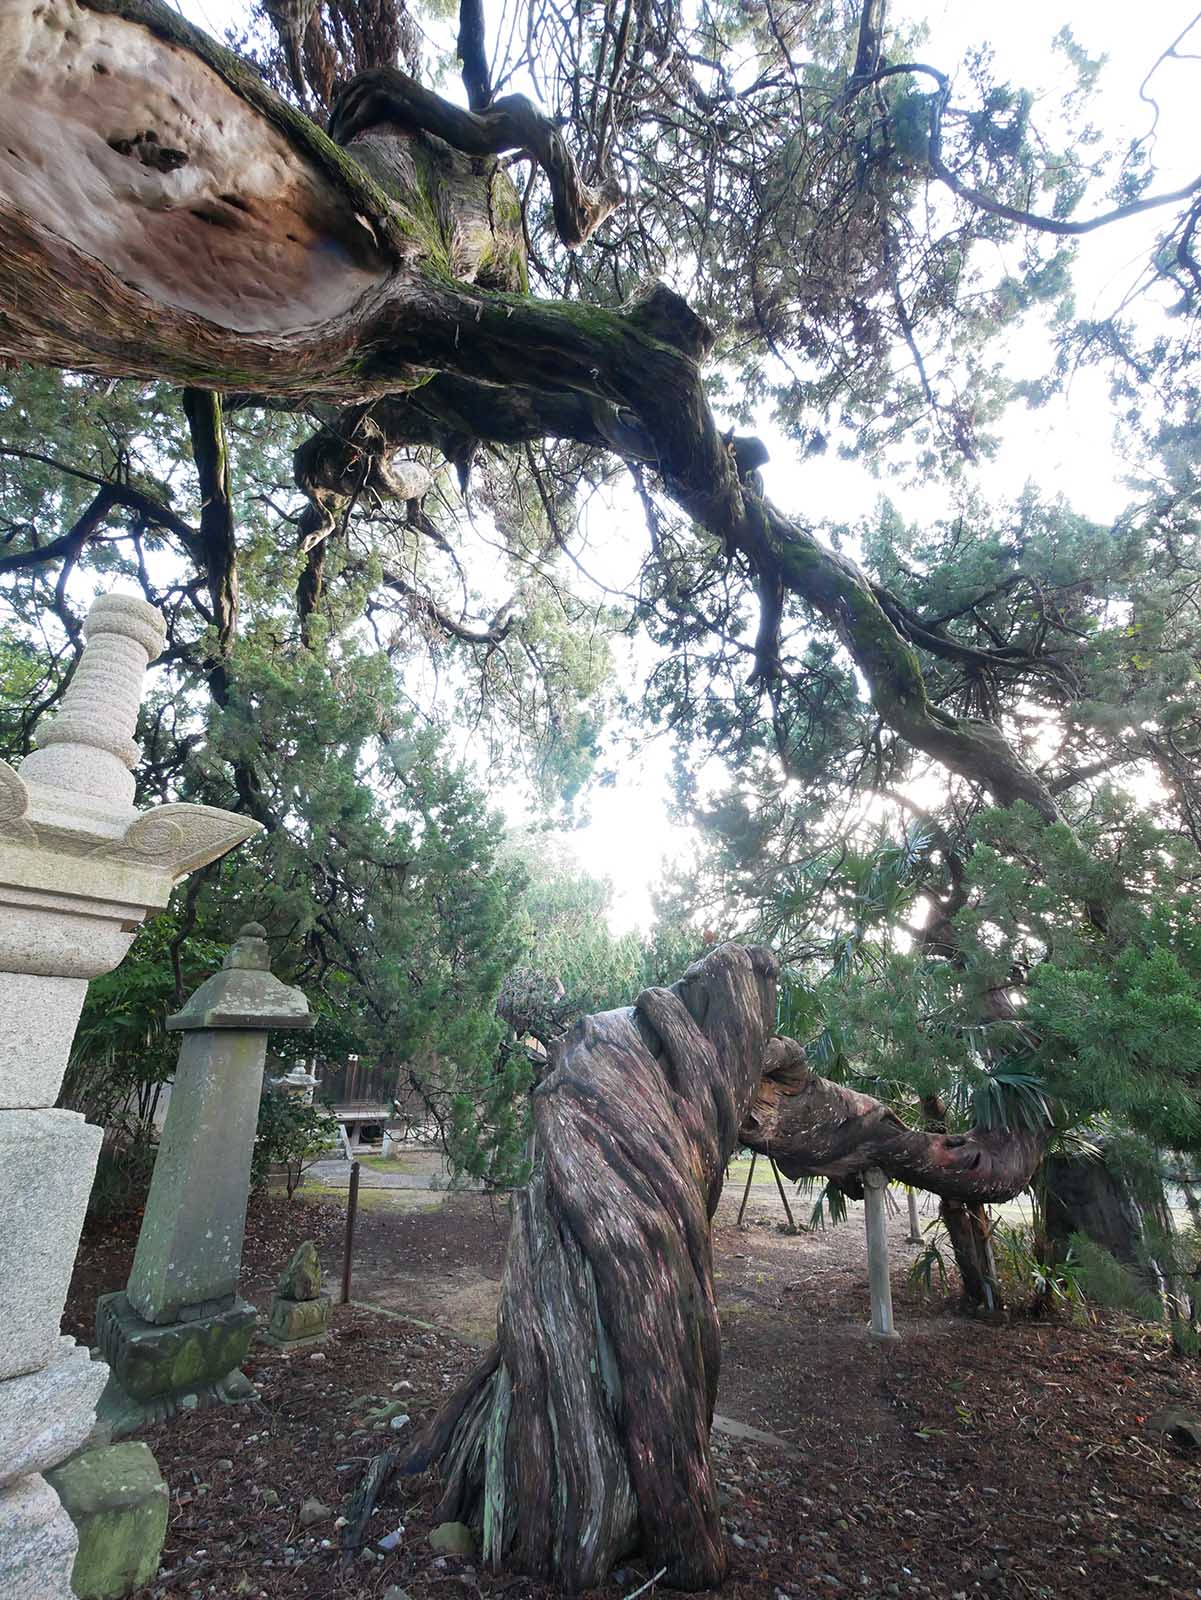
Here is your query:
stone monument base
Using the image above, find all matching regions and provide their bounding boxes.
[94,1292,257,1436]
[0,1472,79,1600]
[46,1442,168,1600]
[260,1291,332,1348]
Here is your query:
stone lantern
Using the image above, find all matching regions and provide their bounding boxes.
[96,923,312,1433]
[270,1061,320,1103]
[0,593,260,1600]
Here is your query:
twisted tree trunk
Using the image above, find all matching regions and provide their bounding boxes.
[343,957,1047,1589]
[364,942,779,1591]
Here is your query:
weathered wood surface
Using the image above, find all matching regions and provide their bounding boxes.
[385,942,779,1591]
[741,1035,1047,1202]
[348,955,1048,1590]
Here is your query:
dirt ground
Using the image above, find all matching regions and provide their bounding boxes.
[63,1170,1201,1600]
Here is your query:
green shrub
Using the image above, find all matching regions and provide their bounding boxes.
[86,1135,158,1225]
[252,1094,339,1199]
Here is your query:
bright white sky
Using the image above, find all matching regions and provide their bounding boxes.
[169,0,1200,932]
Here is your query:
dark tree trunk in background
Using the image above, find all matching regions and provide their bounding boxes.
[1045,1148,1166,1303]
[919,1095,1000,1310]
[384,943,779,1592]
[941,1200,1001,1312]
[918,1095,1003,1311]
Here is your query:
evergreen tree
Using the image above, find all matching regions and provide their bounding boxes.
[662,487,1201,1303]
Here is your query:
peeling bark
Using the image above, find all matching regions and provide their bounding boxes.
[741,1036,1047,1203]
[354,942,779,1592]
[344,952,1043,1590]
[0,0,1087,835]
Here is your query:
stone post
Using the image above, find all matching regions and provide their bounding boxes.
[0,593,260,1600]
[906,1186,923,1245]
[863,1167,900,1341]
[97,924,312,1434]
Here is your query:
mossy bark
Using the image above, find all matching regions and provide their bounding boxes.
[0,0,1075,865]
[352,943,780,1592]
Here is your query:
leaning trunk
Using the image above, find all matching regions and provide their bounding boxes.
[941,1199,1001,1312]
[345,957,1051,1584]
[384,943,779,1591]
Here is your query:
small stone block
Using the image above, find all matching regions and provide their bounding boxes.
[96,1291,256,1402]
[266,1293,331,1345]
[0,1337,109,1491]
[47,1442,168,1600]
[278,1239,322,1300]
[0,1472,79,1600]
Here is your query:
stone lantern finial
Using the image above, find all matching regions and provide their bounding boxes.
[224,923,270,970]
[20,593,167,805]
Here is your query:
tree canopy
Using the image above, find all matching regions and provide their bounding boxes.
[1,0,1200,1294]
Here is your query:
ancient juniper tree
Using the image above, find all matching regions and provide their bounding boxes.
[352,941,1047,1588]
[1,0,1199,1584]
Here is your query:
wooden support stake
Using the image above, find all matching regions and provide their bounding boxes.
[736,1151,758,1227]
[769,1156,798,1232]
[340,1158,360,1306]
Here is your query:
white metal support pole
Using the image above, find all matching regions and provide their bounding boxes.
[906,1186,923,1244]
[864,1167,900,1340]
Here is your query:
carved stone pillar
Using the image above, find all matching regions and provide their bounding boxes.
[0,593,259,1600]
[97,923,312,1434]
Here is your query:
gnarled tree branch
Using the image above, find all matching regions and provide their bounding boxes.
[742,1036,1048,1203]
[329,66,621,247]
[0,0,1069,830]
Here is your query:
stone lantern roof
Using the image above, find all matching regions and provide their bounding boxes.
[166,923,313,1033]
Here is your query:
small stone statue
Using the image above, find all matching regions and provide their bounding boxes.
[264,1240,331,1347]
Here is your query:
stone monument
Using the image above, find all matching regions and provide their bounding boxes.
[263,1240,331,1348]
[0,593,260,1599]
[97,923,312,1432]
